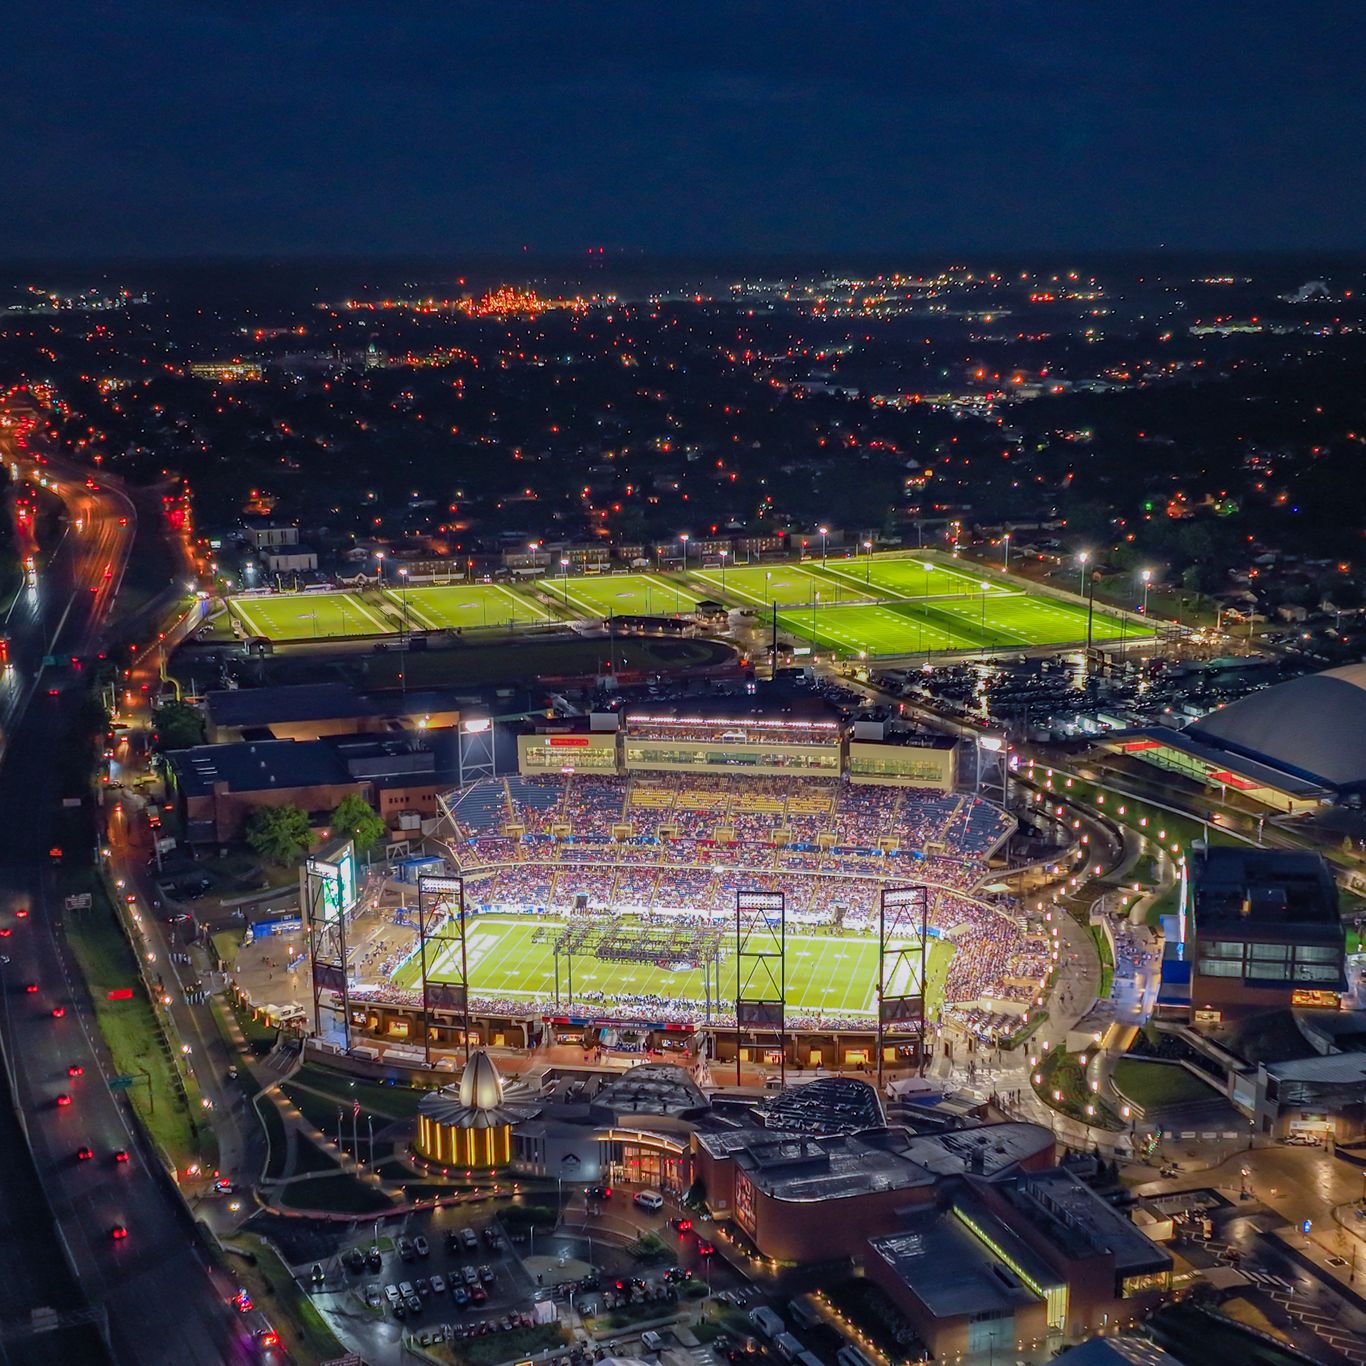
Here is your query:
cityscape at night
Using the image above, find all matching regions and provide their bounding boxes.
[2,5,1366,1366]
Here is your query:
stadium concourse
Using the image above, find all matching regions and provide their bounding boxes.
[335,773,1058,1051]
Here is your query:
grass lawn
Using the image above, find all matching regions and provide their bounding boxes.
[1091,924,1116,998]
[224,1232,347,1365]
[65,900,204,1167]
[542,572,700,619]
[257,1096,289,1180]
[388,582,552,631]
[1033,1047,1126,1130]
[279,1173,395,1214]
[289,1063,425,1119]
[1112,1058,1221,1110]
[230,590,392,641]
[393,913,954,1022]
[443,1323,569,1366]
[291,1136,343,1177]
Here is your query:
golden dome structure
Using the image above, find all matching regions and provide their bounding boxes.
[415,1050,539,1169]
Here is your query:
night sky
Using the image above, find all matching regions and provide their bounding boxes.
[6,1,1365,259]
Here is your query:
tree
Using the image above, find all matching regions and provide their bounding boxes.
[152,699,205,751]
[245,804,311,865]
[330,792,385,853]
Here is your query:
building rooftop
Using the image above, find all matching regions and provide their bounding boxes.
[869,1210,1050,1319]
[1193,846,1340,934]
[589,1064,709,1120]
[759,1077,885,1134]
[994,1169,1173,1274]
[167,738,351,797]
[205,682,462,730]
[1264,1052,1366,1085]
[724,1122,1053,1204]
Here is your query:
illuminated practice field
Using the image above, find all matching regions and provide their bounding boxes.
[226,550,1141,653]
[390,912,955,1021]
[542,573,701,620]
[229,591,390,640]
[390,583,552,631]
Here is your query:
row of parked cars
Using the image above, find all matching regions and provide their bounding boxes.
[384,1263,498,1318]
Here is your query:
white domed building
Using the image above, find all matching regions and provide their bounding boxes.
[415,1050,539,1169]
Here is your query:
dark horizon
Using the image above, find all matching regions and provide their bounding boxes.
[5,1,1364,260]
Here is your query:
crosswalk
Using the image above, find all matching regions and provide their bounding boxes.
[1242,1268,1292,1292]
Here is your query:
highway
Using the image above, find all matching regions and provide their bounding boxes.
[0,409,258,1365]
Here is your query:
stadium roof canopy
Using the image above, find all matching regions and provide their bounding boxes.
[1186,662,1366,794]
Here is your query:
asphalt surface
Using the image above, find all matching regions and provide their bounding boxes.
[0,417,259,1365]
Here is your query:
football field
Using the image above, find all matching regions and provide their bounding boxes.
[390,583,552,631]
[544,573,701,619]
[229,591,391,640]
[392,913,955,1021]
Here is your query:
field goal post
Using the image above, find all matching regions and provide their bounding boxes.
[417,874,470,1067]
[878,885,928,1088]
[735,889,785,1088]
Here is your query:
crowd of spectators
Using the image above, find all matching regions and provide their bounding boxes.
[445,773,1012,863]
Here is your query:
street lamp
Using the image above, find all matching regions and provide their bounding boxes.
[1077,549,1090,596]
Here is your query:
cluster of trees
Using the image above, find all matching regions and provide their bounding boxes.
[244,791,386,866]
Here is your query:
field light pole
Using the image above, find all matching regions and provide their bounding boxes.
[375,549,385,586]
[863,539,873,584]
[1141,568,1152,617]
[1002,533,1011,573]
[1077,550,1089,596]
[679,533,689,570]
[719,549,728,589]
[819,525,829,565]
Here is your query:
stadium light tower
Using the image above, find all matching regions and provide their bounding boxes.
[679,532,689,568]
[1077,549,1090,596]
[374,549,385,585]
[1141,567,1152,616]
[863,539,873,583]
[718,547,728,588]
[1002,532,1011,572]
[819,525,829,565]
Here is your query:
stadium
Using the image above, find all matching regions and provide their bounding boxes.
[325,706,1059,1070]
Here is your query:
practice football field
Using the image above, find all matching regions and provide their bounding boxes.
[389,583,552,631]
[391,913,955,1020]
[229,591,392,640]
[774,591,1131,656]
[543,573,701,619]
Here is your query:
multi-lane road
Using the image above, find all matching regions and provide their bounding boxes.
[0,413,258,1365]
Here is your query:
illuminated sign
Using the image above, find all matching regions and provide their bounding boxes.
[734,1167,757,1236]
[548,736,591,748]
[1291,989,1340,1009]
[307,841,357,920]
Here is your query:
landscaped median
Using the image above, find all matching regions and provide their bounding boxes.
[1031,1044,1126,1131]
[62,872,211,1170]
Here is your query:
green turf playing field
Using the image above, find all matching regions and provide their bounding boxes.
[692,562,873,608]
[775,590,1131,655]
[391,913,955,1021]
[229,591,392,640]
[388,583,552,631]
[544,573,701,619]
